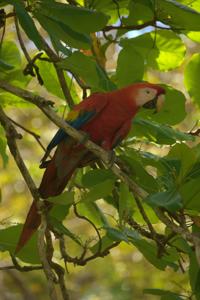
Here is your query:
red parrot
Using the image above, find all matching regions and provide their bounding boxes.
[15,82,165,253]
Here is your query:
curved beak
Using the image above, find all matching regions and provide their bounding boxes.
[143,88,165,112]
[156,94,165,112]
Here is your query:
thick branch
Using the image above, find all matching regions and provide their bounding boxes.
[0,107,59,299]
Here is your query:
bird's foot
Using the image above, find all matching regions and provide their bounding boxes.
[39,160,51,169]
[40,150,51,168]
[78,131,90,145]
[106,150,116,168]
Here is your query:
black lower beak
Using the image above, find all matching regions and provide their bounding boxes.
[142,96,157,109]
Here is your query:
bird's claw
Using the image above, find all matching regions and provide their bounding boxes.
[39,160,51,169]
[106,150,116,168]
[78,131,90,145]
[40,150,51,168]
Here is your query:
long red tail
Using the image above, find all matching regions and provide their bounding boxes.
[15,139,88,253]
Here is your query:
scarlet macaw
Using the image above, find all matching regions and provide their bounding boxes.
[16,82,165,252]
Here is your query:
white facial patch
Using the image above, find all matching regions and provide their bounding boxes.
[135,87,158,107]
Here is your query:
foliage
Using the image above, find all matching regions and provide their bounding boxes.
[0,0,200,299]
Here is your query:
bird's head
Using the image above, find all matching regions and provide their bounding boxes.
[133,82,165,112]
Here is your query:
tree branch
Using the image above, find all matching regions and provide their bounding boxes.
[42,40,74,108]
[155,208,200,267]
[103,21,155,32]
[0,107,59,299]
[8,116,46,153]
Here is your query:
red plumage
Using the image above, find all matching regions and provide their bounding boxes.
[15,82,165,253]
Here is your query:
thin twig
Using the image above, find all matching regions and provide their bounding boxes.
[8,116,46,152]
[45,230,70,300]
[189,128,200,136]
[14,14,31,62]
[127,217,163,241]
[103,21,155,32]
[134,195,158,241]
[0,264,42,271]
[42,40,74,108]
[37,200,59,299]
[73,203,102,257]
[155,208,200,267]
[0,9,6,48]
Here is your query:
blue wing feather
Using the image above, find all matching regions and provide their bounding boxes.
[46,110,96,153]
[40,93,109,167]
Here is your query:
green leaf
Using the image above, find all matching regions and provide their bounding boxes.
[167,143,197,181]
[89,0,129,24]
[180,177,200,210]
[0,59,14,71]
[156,0,200,31]
[151,86,187,125]
[116,47,144,87]
[105,227,129,242]
[0,41,21,75]
[120,30,186,71]
[131,238,178,270]
[186,161,200,180]
[146,189,183,212]
[118,182,134,223]
[123,0,153,26]
[81,179,115,202]
[36,12,91,50]
[178,0,200,12]
[36,59,65,99]
[0,41,31,91]
[0,92,31,107]
[49,202,71,222]
[50,36,72,56]
[170,236,192,254]
[47,191,74,206]
[77,202,108,227]
[144,289,183,299]
[91,0,129,11]
[184,53,200,107]
[90,235,114,253]
[0,127,8,167]
[132,84,187,127]
[186,31,200,43]
[49,216,82,246]
[57,51,115,91]
[130,118,193,145]
[7,0,43,49]
[0,225,40,264]
[0,1,7,6]
[37,1,109,34]
[189,252,200,298]
[133,202,160,225]
[120,153,159,193]
[82,169,116,188]
[33,58,79,103]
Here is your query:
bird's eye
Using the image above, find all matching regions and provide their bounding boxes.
[146,90,150,94]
